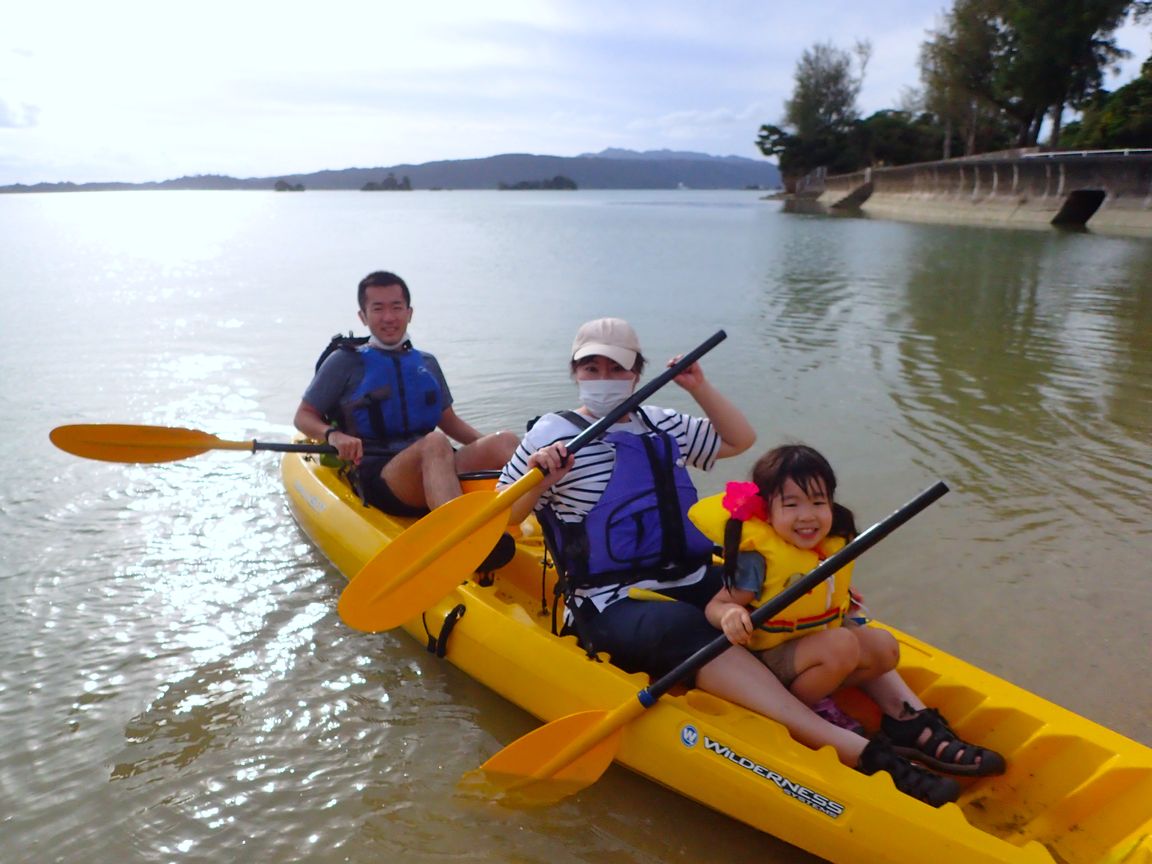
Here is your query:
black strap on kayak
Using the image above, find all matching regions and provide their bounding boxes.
[422,604,467,658]
[539,545,553,619]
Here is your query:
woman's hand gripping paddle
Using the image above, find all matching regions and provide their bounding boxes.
[50,424,360,463]
[337,330,729,633]
[476,481,949,805]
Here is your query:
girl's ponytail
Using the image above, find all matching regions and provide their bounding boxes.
[720,481,767,591]
[722,517,744,591]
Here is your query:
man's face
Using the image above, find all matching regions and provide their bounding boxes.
[359,283,413,344]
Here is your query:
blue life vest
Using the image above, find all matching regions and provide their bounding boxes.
[338,344,443,447]
[539,412,716,591]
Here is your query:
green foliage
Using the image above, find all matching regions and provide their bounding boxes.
[1061,66,1152,147]
[856,110,957,166]
[757,123,856,179]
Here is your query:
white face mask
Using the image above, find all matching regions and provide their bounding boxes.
[577,378,636,418]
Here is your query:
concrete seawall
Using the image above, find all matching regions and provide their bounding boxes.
[816,152,1152,234]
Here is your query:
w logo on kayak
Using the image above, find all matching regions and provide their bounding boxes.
[680,724,700,748]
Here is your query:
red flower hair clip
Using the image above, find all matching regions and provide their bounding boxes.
[722,481,767,522]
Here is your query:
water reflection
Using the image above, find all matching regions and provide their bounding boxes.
[890,229,1152,527]
[111,660,246,782]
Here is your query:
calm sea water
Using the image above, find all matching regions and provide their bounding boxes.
[2,190,1150,864]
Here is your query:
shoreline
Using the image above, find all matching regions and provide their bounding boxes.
[789,151,1152,236]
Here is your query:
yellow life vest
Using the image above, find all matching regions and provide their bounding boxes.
[688,493,855,652]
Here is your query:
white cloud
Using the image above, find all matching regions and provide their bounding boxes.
[0,97,39,128]
[2,1,1148,184]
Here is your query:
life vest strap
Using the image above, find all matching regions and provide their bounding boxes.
[758,606,844,634]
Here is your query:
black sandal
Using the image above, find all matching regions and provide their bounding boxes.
[856,737,960,808]
[881,703,1006,777]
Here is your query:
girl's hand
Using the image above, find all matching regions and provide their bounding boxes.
[719,604,754,646]
[669,355,706,393]
[526,442,573,487]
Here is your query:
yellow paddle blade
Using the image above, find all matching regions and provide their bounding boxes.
[468,710,626,805]
[337,489,511,632]
[49,424,250,463]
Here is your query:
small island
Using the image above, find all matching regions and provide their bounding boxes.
[362,173,412,191]
[274,179,305,192]
[498,175,577,190]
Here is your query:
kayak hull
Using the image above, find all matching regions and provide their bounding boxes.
[282,452,1152,864]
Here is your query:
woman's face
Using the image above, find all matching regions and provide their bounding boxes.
[574,355,637,381]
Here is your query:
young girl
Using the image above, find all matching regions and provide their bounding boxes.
[691,444,1006,778]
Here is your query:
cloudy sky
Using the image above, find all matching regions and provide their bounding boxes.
[2,1,1149,185]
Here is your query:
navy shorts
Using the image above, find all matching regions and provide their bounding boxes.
[355,456,429,518]
[578,566,725,682]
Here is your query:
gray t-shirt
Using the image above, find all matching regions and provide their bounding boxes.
[302,343,452,451]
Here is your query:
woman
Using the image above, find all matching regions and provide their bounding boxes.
[498,317,960,808]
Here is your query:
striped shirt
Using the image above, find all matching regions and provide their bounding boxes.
[499,406,721,611]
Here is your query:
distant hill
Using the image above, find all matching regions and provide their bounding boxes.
[580,147,762,165]
[1,149,781,193]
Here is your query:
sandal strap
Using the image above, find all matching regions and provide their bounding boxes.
[920,725,981,766]
[857,738,960,807]
[883,706,1006,775]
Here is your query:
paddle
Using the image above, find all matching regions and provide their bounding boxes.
[477,480,949,803]
[337,329,729,633]
[49,423,378,464]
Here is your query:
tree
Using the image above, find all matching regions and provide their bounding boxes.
[1062,53,1152,147]
[856,110,958,166]
[757,41,871,183]
[919,0,1136,149]
[920,0,1036,152]
[919,0,1013,156]
[1004,0,1131,146]
[784,40,871,138]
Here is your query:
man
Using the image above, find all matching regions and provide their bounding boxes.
[295,272,519,559]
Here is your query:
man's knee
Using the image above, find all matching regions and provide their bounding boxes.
[386,430,451,479]
[419,429,454,457]
[457,430,520,470]
[489,430,520,460]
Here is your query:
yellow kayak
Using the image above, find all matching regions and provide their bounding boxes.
[282,451,1152,864]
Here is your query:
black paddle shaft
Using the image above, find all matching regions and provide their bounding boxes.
[563,330,727,457]
[251,441,393,456]
[638,480,950,707]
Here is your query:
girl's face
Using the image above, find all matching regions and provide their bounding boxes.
[767,477,833,550]
[573,355,637,381]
